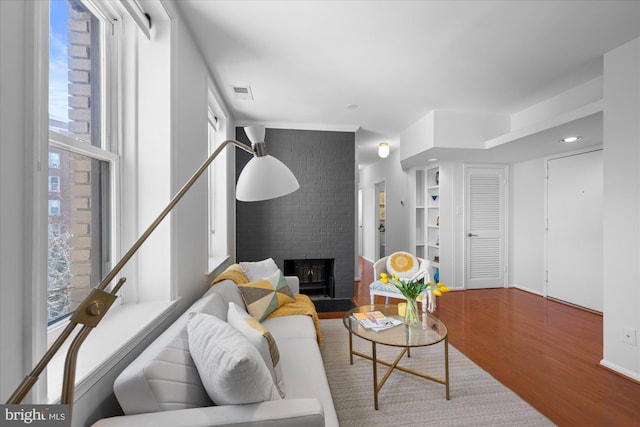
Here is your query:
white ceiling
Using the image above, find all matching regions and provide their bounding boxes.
[174,0,640,167]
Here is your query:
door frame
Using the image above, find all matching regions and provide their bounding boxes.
[543,146,603,299]
[463,163,509,289]
[374,181,386,260]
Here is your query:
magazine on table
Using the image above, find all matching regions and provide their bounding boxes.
[352,311,403,331]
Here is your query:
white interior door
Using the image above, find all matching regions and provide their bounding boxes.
[465,166,507,289]
[546,150,603,312]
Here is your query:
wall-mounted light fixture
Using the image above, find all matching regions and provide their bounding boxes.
[378,142,390,158]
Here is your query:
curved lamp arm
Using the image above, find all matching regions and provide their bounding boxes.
[5,138,268,408]
[6,139,253,406]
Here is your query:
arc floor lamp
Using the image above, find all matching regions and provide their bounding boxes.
[6,125,299,416]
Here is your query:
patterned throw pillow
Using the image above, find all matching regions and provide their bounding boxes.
[227,302,285,397]
[237,269,295,321]
[386,251,419,279]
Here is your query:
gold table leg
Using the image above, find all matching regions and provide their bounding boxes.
[445,336,450,400]
[372,342,378,410]
[349,331,354,365]
[350,341,450,408]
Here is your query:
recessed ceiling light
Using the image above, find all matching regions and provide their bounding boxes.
[426,158,439,162]
[347,104,359,110]
[559,136,582,144]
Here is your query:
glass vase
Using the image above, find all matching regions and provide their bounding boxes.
[403,297,420,326]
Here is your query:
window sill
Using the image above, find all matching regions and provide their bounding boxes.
[46,299,180,403]
[208,255,230,276]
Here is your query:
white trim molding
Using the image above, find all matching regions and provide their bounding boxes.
[234,120,361,133]
[600,358,640,383]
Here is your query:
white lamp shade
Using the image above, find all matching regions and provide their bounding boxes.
[236,154,300,202]
[244,125,266,144]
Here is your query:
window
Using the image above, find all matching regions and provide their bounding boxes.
[48,0,118,325]
[49,176,60,192]
[48,200,61,216]
[49,152,60,168]
[207,109,218,238]
[207,87,230,267]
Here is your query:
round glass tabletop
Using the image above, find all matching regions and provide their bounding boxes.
[343,304,448,348]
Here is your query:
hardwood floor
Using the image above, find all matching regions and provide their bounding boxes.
[321,257,640,426]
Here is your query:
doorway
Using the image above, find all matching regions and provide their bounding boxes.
[374,181,386,260]
[546,149,603,312]
[358,188,363,257]
[464,165,508,289]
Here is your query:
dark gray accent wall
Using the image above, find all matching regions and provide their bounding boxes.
[236,128,355,299]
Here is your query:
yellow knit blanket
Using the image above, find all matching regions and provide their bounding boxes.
[266,293,323,345]
[211,263,249,286]
[211,264,323,345]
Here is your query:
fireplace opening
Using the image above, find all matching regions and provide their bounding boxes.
[284,258,335,298]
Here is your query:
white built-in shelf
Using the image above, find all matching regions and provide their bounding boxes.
[426,165,441,278]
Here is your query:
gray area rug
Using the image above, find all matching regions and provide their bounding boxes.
[319,318,555,426]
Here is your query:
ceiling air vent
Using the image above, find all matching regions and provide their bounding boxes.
[232,85,254,100]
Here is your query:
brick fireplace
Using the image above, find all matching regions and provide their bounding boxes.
[235,128,355,300]
[284,258,335,298]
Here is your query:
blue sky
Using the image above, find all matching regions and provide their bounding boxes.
[49,0,69,122]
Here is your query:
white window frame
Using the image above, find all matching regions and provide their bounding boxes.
[48,175,60,192]
[49,152,60,168]
[47,0,121,305]
[208,108,218,240]
[207,84,231,270]
[48,199,61,216]
[45,0,122,386]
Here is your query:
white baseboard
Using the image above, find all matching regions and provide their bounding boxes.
[512,284,544,296]
[600,358,640,382]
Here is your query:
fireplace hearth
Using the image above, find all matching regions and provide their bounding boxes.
[284,259,335,298]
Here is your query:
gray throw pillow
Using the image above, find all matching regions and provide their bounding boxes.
[227,302,286,397]
[187,312,282,405]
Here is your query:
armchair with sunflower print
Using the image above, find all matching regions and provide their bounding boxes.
[369,251,448,313]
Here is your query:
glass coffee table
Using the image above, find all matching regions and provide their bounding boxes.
[343,304,449,409]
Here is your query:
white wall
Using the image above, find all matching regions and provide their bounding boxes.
[434,111,508,149]
[169,5,212,305]
[135,19,173,302]
[359,149,411,262]
[510,158,546,294]
[0,0,32,401]
[602,37,640,381]
[399,111,435,162]
[443,162,464,289]
[511,77,603,130]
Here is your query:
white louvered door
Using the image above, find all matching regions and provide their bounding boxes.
[465,166,507,289]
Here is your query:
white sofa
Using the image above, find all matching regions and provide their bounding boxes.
[93,276,338,427]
